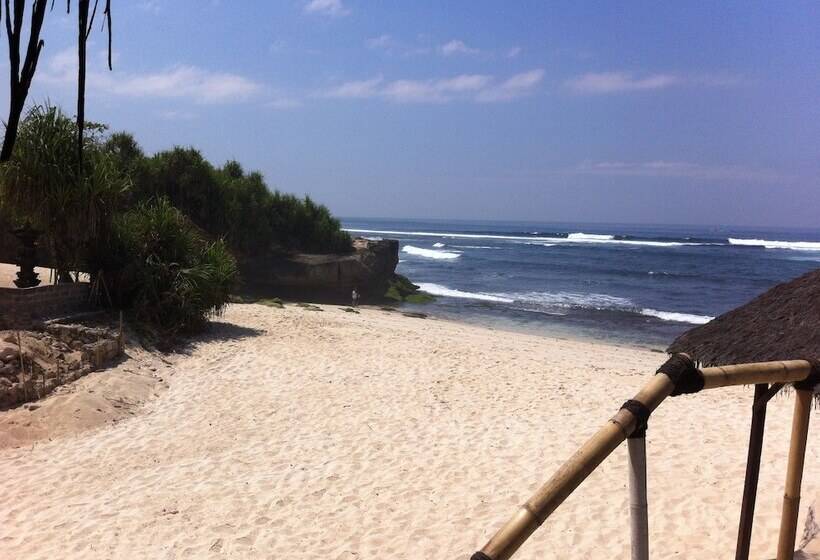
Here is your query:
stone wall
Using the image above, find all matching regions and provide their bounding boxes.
[0,322,122,409]
[0,283,91,329]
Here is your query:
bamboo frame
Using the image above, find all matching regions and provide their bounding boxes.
[628,436,649,560]
[735,384,771,560]
[776,388,813,560]
[471,358,814,560]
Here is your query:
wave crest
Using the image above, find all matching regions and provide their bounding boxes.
[728,238,820,252]
[347,228,697,248]
[567,232,615,241]
[402,245,461,260]
[415,283,513,302]
[640,308,713,324]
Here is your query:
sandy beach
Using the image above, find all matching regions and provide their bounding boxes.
[0,303,817,559]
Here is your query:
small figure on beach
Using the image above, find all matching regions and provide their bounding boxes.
[351,288,360,307]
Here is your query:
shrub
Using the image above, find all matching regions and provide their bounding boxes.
[0,104,128,277]
[113,198,237,342]
[104,136,352,255]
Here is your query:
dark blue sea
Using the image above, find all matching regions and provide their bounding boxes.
[342,218,820,349]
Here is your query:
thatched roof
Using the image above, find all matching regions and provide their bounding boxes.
[667,268,820,367]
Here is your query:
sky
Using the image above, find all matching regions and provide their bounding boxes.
[6,0,820,227]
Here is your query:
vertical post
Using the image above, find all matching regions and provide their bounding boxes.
[776,388,813,560]
[735,384,769,560]
[628,436,649,560]
[118,310,124,352]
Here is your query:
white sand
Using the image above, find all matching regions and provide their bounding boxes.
[0,303,817,559]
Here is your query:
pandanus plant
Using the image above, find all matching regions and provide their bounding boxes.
[0,104,128,280]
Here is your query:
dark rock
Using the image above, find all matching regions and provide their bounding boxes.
[240,238,399,304]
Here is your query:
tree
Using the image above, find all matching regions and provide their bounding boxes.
[0,104,128,279]
[0,0,50,161]
[0,0,113,162]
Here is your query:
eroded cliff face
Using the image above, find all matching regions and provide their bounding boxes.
[240,238,399,303]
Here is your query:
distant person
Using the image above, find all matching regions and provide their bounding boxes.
[351,288,360,308]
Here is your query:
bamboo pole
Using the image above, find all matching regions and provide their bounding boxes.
[700,361,810,390]
[735,384,770,560]
[628,436,649,560]
[472,358,815,560]
[776,388,813,560]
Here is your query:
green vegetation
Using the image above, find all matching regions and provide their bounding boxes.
[404,292,436,304]
[111,199,237,342]
[384,274,435,304]
[0,105,128,279]
[104,138,352,255]
[0,104,352,341]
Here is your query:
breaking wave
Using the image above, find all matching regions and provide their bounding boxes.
[415,283,513,302]
[413,285,713,325]
[728,238,820,252]
[640,308,713,325]
[402,245,461,260]
[346,228,700,248]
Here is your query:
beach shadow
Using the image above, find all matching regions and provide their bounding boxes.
[172,321,266,355]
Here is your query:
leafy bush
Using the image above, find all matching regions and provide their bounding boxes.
[113,198,237,342]
[0,104,129,276]
[106,143,352,256]
[110,140,352,255]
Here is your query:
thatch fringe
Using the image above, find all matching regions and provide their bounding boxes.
[668,268,820,405]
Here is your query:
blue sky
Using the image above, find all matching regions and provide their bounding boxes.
[11,0,820,227]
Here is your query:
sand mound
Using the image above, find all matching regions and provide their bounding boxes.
[0,344,168,449]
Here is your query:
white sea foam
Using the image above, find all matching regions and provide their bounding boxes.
[415,283,513,303]
[432,242,446,248]
[499,292,712,324]
[502,291,634,310]
[728,238,820,252]
[413,283,713,324]
[345,228,698,247]
[402,245,461,260]
[567,232,615,241]
[451,245,498,249]
[641,308,714,324]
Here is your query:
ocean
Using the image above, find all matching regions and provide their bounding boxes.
[342,218,820,349]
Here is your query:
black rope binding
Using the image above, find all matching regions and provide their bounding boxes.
[656,353,704,396]
[793,360,820,391]
[471,553,493,560]
[621,399,651,438]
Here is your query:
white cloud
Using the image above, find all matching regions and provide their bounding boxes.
[575,161,785,182]
[477,69,544,102]
[367,34,395,50]
[323,69,543,104]
[324,77,385,99]
[41,48,263,104]
[567,72,679,94]
[566,71,743,94]
[303,0,349,17]
[506,46,522,58]
[439,39,479,56]
[114,67,261,103]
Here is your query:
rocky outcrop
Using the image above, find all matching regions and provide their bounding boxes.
[241,238,399,303]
